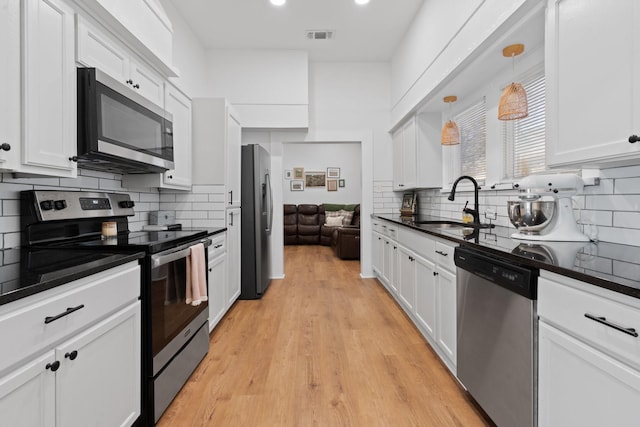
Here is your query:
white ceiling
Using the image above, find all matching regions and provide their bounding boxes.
[168,0,425,61]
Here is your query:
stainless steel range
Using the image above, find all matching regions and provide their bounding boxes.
[21,190,211,426]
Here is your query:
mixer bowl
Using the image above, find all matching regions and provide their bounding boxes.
[508,200,555,233]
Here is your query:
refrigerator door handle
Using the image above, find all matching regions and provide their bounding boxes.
[265,172,273,233]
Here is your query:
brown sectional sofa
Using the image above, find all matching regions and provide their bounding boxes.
[283,204,361,259]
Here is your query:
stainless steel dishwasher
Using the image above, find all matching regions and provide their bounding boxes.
[454,246,539,427]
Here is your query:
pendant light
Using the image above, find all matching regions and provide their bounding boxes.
[498,44,528,121]
[441,96,460,145]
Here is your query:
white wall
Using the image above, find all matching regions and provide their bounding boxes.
[159,0,208,97]
[309,61,392,181]
[282,142,361,205]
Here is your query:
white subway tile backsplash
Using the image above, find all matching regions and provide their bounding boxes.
[613,212,640,229]
[0,216,20,233]
[614,177,640,195]
[99,178,123,191]
[176,211,208,220]
[2,200,19,216]
[586,194,640,211]
[191,185,224,194]
[60,176,100,189]
[4,233,21,248]
[139,192,160,202]
[191,203,219,211]
[209,194,225,202]
[160,194,176,202]
[175,194,209,203]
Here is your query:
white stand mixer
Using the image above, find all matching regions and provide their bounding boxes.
[508,173,590,242]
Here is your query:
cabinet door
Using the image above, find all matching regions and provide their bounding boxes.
[130,59,164,107]
[371,232,384,277]
[0,0,20,170]
[226,209,242,307]
[0,351,55,427]
[382,238,392,285]
[392,128,404,190]
[397,246,416,314]
[546,0,640,166]
[208,254,227,332]
[22,0,76,176]
[539,321,640,427]
[56,302,141,427]
[226,107,242,208]
[163,83,192,189]
[415,255,436,340]
[436,266,456,369]
[401,118,417,189]
[76,16,129,84]
[388,243,399,295]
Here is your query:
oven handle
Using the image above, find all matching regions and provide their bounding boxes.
[150,238,212,268]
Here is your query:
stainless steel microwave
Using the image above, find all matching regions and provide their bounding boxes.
[76,67,173,174]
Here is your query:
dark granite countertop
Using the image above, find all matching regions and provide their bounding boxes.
[181,227,227,236]
[373,214,640,300]
[0,248,144,306]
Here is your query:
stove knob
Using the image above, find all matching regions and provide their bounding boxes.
[119,200,135,208]
[54,200,67,210]
[40,200,54,211]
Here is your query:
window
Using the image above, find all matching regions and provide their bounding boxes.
[457,98,487,183]
[503,69,546,179]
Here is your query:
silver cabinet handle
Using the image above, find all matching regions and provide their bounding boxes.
[584,313,638,337]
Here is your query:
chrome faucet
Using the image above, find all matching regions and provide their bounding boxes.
[448,175,480,225]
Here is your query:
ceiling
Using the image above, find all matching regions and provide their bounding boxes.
[168,0,425,61]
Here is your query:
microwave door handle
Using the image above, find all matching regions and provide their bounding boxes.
[151,247,191,268]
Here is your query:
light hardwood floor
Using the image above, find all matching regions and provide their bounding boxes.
[157,245,492,426]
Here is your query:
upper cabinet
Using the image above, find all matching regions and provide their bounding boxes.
[192,98,242,207]
[76,16,164,107]
[546,0,640,167]
[392,113,442,191]
[0,0,78,177]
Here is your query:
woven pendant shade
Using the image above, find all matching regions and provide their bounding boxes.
[498,82,528,120]
[441,95,460,145]
[441,120,460,145]
[498,43,528,121]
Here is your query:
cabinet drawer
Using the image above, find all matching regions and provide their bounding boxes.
[538,274,640,371]
[372,219,384,234]
[434,241,456,272]
[398,227,435,256]
[0,262,140,375]
[208,234,226,259]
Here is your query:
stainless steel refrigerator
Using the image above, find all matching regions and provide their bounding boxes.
[240,144,273,299]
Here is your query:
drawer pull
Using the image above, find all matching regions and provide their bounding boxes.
[213,244,223,249]
[435,250,449,257]
[44,304,85,324]
[65,351,78,361]
[584,313,639,338]
[46,361,60,372]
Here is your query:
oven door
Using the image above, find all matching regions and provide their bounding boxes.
[149,238,210,375]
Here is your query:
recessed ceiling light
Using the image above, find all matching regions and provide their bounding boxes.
[355,0,370,5]
[270,0,286,6]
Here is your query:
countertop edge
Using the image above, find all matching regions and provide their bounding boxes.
[0,252,145,306]
[372,214,640,300]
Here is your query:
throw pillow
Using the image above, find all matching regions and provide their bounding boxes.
[325,216,344,227]
[325,210,343,219]
[339,209,354,226]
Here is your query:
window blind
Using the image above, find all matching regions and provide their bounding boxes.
[456,98,486,183]
[503,70,546,179]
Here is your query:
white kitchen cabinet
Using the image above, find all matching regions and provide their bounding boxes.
[0,262,141,427]
[123,82,192,190]
[397,245,417,314]
[226,209,241,308]
[208,233,227,332]
[414,254,436,340]
[434,265,456,369]
[546,0,640,167]
[392,113,442,191]
[76,16,164,107]
[21,0,77,177]
[0,351,55,427]
[538,271,640,426]
[56,302,141,427]
[192,98,242,207]
[0,0,21,171]
[372,231,384,278]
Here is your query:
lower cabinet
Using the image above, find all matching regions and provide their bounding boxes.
[414,254,436,340]
[226,209,241,307]
[371,231,383,277]
[434,266,456,370]
[208,233,227,332]
[539,321,640,427]
[397,245,416,313]
[0,302,141,427]
[538,271,640,426]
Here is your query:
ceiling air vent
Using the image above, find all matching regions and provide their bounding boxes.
[305,30,335,40]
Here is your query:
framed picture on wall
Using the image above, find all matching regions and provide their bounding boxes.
[327,167,340,178]
[305,171,326,188]
[290,180,304,191]
[338,179,345,188]
[284,170,292,180]
[327,180,338,191]
[293,167,304,179]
